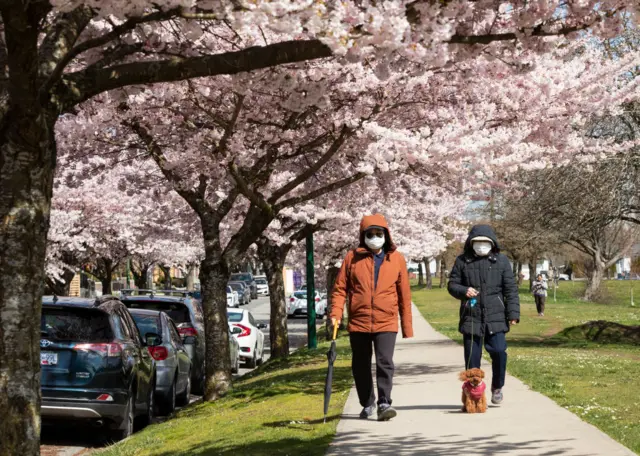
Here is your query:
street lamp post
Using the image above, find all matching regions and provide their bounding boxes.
[306,232,317,349]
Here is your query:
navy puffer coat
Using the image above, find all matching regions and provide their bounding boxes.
[447,225,520,337]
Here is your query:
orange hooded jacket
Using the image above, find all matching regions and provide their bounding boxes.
[330,214,414,337]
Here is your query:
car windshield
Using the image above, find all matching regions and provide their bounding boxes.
[41,308,112,342]
[293,292,307,299]
[231,273,252,282]
[130,313,161,338]
[256,279,267,285]
[227,311,243,323]
[124,300,191,324]
[229,283,244,291]
[226,286,233,293]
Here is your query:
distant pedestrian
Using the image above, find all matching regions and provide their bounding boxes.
[532,274,548,316]
[447,225,520,406]
[330,214,413,422]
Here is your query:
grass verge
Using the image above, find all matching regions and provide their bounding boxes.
[412,281,640,454]
[96,333,353,456]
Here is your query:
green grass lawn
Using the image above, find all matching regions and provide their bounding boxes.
[96,332,353,456]
[412,279,640,454]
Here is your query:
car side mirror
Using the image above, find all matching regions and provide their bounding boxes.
[257,323,268,329]
[183,336,196,344]
[145,332,162,347]
[231,327,243,335]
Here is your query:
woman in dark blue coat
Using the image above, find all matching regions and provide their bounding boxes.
[448,225,520,405]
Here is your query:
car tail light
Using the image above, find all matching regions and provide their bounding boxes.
[96,394,114,402]
[315,297,320,302]
[289,297,295,303]
[233,324,251,337]
[178,326,198,337]
[148,346,169,361]
[74,343,122,357]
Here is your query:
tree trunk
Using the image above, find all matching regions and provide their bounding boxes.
[439,258,447,289]
[517,262,524,286]
[435,257,441,277]
[45,269,76,296]
[417,262,424,286]
[512,260,518,276]
[131,261,151,290]
[584,258,606,301]
[159,264,172,289]
[424,258,432,289]
[186,264,197,291]
[97,258,115,295]
[0,6,56,451]
[199,241,232,401]
[258,240,291,359]
[528,259,536,291]
[325,264,341,337]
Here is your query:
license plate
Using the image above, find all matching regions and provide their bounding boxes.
[41,352,58,366]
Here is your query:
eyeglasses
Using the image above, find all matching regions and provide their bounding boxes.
[366,231,385,239]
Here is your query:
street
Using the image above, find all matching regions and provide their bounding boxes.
[40,296,313,456]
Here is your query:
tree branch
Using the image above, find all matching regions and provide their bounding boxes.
[63,39,332,107]
[228,161,274,217]
[268,126,352,203]
[275,172,367,210]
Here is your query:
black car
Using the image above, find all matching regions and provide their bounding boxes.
[121,294,206,395]
[230,273,258,300]
[40,296,157,441]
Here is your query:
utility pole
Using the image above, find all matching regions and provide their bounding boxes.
[306,232,317,349]
[126,258,131,288]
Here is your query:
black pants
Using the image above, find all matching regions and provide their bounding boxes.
[349,332,397,407]
[463,332,507,391]
[535,295,546,314]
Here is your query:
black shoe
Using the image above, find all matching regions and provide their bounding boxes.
[377,403,397,421]
[359,405,375,419]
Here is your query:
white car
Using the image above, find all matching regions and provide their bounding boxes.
[255,277,269,296]
[287,290,326,319]
[226,286,239,308]
[227,308,267,368]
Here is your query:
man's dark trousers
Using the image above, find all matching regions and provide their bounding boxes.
[463,331,507,391]
[349,332,396,407]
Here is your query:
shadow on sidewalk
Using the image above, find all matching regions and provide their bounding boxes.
[328,431,589,455]
[394,362,460,377]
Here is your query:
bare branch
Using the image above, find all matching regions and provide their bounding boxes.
[275,172,367,210]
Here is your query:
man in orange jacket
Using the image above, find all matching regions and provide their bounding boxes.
[330,214,414,421]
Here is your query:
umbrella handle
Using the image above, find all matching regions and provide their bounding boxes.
[332,322,339,341]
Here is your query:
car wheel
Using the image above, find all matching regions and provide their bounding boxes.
[112,392,134,441]
[257,345,264,366]
[138,376,155,428]
[231,353,240,373]
[176,370,191,407]
[246,346,257,369]
[158,377,176,416]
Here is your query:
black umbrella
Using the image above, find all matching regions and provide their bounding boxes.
[323,322,339,423]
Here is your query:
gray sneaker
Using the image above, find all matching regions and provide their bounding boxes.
[377,403,397,421]
[359,405,375,419]
[491,389,503,405]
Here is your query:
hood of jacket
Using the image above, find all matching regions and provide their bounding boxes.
[358,214,396,253]
[463,224,500,255]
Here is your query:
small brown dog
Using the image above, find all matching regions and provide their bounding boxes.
[459,368,487,413]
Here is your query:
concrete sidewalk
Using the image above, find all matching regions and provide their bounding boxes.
[327,305,636,456]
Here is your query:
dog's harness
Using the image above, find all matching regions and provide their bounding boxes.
[463,381,486,401]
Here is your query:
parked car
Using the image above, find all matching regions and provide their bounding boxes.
[40,296,156,441]
[287,290,326,319]
[228,281,250,306]
[230,273,258,300]
[128,309,192,415]
[227,285,239,308]
[558,274,570,281]
[255,277,269,296]
[120,294,206,395]
[227,309,267,368]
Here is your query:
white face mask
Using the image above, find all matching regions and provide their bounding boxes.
[473,241,492,256]
[365,235,385,251]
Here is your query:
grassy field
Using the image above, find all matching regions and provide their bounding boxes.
[413,279,640,454]
[97,331,353,456]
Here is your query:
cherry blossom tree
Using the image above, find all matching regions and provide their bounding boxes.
[2,2,640,452]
